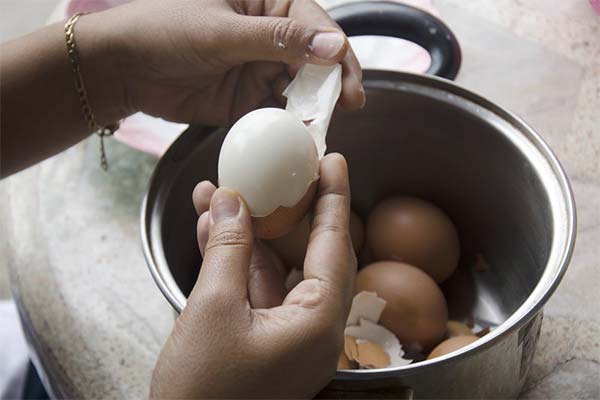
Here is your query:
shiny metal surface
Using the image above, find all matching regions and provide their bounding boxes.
[141,70,576,398]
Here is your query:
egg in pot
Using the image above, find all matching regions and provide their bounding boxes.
[355,261,448,352]
[427,335,479,360]
[367,196,460,283]
[268,210,366,269]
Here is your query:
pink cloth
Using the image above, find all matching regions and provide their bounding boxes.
[591,0,600,15]
[67,0,129,15]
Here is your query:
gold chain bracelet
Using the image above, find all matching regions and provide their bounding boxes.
[65,12,119,171]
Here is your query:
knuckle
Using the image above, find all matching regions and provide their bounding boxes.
[311,221,352,243]
[271,18,306,51]
[205,228,251,252]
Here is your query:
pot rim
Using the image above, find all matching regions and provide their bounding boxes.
[140,70,577,375]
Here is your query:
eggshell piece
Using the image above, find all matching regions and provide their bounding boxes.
[345,319,412,368]
[337,351,355,369]
[427,335,479,360]
[355,261,448,351]
[346,291,387,326]
[367,196,460,283]
[344,335,359,361]
[447,320,474,338]
[218,107,319,218]
[253,180,317,239]
[355,339,391,369]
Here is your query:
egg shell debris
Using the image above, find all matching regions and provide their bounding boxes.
[340,291,412,369]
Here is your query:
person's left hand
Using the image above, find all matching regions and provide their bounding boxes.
[151,154,357,398]
[81,0,365,127]
[191,179,290,309]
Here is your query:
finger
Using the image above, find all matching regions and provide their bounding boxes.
[195,188,253,300]
[339,45,365,110]
[286,153,356,318]
[247,242,287,308]
[192,181,216,216]
[287,0,365,110]
[197,207,287,308]
[196,211,210,258]
[221,14,348,66]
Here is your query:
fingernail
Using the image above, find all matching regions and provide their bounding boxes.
[359,86,366,108]
[210,188,240,222]
[310,31,346,60]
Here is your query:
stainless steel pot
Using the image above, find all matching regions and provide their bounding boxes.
[141,3,576,399]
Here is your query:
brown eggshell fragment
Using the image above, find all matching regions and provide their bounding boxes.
[475,326,491,337]
[447,320,473,338]
[355,340,391,369]
[253,181,317,239]
[337,351,355,369]
[367,196,460,283]
[344,335,359,361]
[356,261,448,351]
[427,335,479,360]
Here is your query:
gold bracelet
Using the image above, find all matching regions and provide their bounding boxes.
[65,12,119,171]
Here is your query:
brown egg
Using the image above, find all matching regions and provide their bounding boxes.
[268,210,365,269]
[253,181,317,239]
[427,335,479,360]
[355,261,448,351]
[349,211,365,254]
[446,320,473,338]
[367,196,460,283]
[268,216,311,269]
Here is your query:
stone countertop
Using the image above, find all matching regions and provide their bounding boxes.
[1,0,598,398]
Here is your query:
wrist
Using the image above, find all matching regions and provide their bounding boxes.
[72,12,134,126]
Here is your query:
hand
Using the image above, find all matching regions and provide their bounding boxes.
[192,179,289,309]
[151,154,357,398]
[82,0,365,127]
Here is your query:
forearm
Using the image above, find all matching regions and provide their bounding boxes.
[0,14,130,177]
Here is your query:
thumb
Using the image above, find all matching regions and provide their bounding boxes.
[225,15,349,65]
[192,188,253,303]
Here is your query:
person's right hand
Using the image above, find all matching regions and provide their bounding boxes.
[79,0,364,127]
[151,153,357,398]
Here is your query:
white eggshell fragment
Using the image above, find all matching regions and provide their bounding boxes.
[345,319,412,367]
[218,108,319,217]
[284,64,342,158]
[346,291,387,326]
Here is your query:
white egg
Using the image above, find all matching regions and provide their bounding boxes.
[218,108,319,218]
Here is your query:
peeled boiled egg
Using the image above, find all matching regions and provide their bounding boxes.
[218,64,342,239]
[367,196,460,283]
[268,211,365,268]
[427,335,479,360]
[218,108,319,239]
[355,261,448,352]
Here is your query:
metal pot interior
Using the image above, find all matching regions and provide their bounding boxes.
[145,70,574,367]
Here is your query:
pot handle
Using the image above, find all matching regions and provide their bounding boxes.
[329,1,462,80]
[316,378,414,399]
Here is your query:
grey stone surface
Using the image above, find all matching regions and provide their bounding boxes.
[1,139,176,398]
[1,0,598,398]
